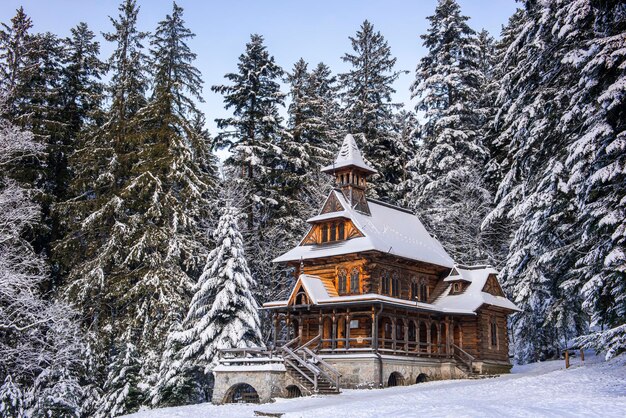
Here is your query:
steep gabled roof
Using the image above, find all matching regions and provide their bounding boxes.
[434,266,520,312]
[321,134,377,175]
[273,189,454,268]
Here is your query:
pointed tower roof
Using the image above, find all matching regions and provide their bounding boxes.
[321,134,377,174]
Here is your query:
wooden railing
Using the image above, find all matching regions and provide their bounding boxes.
[451,343,475,373]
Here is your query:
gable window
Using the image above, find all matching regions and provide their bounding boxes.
[350,268,360,293]
[329,223,337,241]
[338,268,348,293]
[338,222,345,240]
[392,272,400,297]
[452,282,463,294]
[321,224,329,243]
[490,319,498,349]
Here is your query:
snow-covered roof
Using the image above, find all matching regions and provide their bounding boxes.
[321,134,377,175]
[434,266,521,312]
[274,190,454,268]
[264,274,475,315]
[265,269,520,314]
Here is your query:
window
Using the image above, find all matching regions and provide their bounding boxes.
[350,268,360,293]
[411,278,419,301]
[490,319,498,348]
[321,224,328,243]
[392,272,400,297]
[350,319,359,329]
[338,222,345,240]
[408,321,416,341]
[338,268,347,293]
[419,281,428,302]
[329,223,336,241]
[381,270,390,295]
[452,282,462,293]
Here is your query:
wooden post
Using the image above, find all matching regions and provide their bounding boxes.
[445,317,451,357]
[332,310,337,351]
[273,313,279,348]
[565,350,570,369]
[580,349,585,362]
[391,317,397,353]
[426,321,432,356]
[372,306,378,352]
[346,310,351,350]
[404,321,409,354]
[318,310,323,340]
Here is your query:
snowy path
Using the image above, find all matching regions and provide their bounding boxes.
[126,354,626,418]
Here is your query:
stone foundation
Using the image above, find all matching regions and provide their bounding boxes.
[321,354,463,388]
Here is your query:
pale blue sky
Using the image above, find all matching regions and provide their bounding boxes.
[1,0,519,135]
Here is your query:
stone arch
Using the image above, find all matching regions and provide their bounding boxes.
[416,373,429,384]
[286,385,302,398]
[387,371,404,387]
[224,383,260,404]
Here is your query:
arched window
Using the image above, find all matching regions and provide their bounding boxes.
[381,270,390,295]
[321,224,329,243]
[338,268,348,293]
[411,278,419,301]
[419,280,428,302]
[338,222,345,240]
[350,268,360,293]
[392,272,400,297]
[408,321,416,342]
[490,318,498,349]
[329,223,337,241]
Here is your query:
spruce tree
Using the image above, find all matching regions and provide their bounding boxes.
[405,0,492,264]
[339,20,403,200]
[152,204,262,407]
[212,33,286,230]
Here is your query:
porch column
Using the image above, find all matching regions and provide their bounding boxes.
[391,316,397,353]
[372,305,378,352]
[332,310,337,351]
[404,321,409,354]
[318,310,323,339]
[426,320,432,356]
[346,309,351,350]
[273,312,279,348]
[445,317,451,356]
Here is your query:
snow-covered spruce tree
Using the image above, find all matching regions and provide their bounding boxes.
[404,0,493,264]
[482,0,625,362]
[339,20,405,201]
[54,0,151,394]
[60,22,105,146]
[95,340,143,418]
[152,203,262,407]
[0,101,88,417]
[556,0,625,359]
[57,4,216,415]
[212,33,286,230]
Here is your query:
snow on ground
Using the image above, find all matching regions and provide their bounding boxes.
[126,353,626,418]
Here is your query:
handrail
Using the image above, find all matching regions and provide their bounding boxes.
[283,358,316,387]
[301,347,341,388]
[451,343,474,373]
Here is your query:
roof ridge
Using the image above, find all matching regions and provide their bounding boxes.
[366,197,414,214]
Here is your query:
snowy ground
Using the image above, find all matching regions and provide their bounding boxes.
[126,353,626,418]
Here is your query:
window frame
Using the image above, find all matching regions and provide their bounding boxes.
[350,267,360,294]
[338,268,348,294]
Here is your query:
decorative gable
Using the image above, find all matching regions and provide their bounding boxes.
[321,192,344,214]
[482,274,505,297]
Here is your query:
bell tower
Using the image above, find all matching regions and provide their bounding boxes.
[321,134,377,215]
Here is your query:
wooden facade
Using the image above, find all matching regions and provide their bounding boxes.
[264,134,518,378]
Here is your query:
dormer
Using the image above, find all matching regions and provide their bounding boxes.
[444,266,471,295]
[322,134,376,215]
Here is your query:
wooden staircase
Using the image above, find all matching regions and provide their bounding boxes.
[279,335,341,395]
[452,343,478,377]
